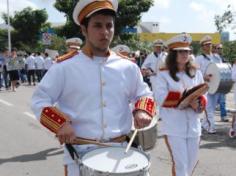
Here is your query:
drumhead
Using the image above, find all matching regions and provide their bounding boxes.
[81,147,149,173]
[205,63,220,94]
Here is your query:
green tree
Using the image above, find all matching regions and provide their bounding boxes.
[0,29,8,51]
[214,5,233,33]
[54,0,153,38]
[221,41,236,63]
[47,35,67,54]
[2,7,48,49]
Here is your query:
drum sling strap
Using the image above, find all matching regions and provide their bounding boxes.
[65,144,80,163]
[202,53,211,61]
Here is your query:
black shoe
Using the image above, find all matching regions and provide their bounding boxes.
[221,119,229,122]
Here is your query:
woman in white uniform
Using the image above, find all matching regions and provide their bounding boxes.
[152,34,207,176]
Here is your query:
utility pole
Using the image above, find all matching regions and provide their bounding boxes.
[7,0,11,53]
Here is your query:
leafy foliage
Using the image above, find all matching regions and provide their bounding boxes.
[54,0,153,38]
[0,29,8,51]
[214,5,233,33]
[1,7,48,49]
[221,41,236,63]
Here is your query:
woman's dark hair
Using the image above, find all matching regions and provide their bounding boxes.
[81,9,116,28]
[166,49,196,81]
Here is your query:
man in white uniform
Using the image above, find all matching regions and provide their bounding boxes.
[195,35,222,133]
[66,37,83,52]
[31,1,156,176]
[141,39,167,88]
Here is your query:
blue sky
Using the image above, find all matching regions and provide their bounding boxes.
[1,0,236,39]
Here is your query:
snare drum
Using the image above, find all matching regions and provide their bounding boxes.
[80,146,150,176]
[130,116,158,151]
[205,63,233,94]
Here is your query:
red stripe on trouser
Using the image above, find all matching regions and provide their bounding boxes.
[164,135,176,176]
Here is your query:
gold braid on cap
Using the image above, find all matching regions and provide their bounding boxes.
[168,42,189,50]
[78,1,114,24]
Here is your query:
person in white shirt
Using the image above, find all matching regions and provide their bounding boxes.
[195,36,222,134]
[34,52,45,82]
[7,48,20,91]
[25,53,36,86]
[43,52,53,75]
[153,33,207,176]
[141,39,167,88]
[31,1,156,175]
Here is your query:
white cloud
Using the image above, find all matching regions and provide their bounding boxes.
[189,1,215,24]
[189,2,205,12]
[205,0,236,10]
[0,0,38,23]
[153,0,170,9]
[159,16,171,25]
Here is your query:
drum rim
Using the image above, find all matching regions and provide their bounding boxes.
[80,146,150,174]
[206,62,220,94]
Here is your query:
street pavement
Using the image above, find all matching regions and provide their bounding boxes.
[0,84,236,176]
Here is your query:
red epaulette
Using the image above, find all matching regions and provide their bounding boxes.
[56,50,78,63]
[116,52,129,60]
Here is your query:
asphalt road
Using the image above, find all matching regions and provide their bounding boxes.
[0,84,235,176]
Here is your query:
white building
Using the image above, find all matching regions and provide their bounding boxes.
[137,22,159,33]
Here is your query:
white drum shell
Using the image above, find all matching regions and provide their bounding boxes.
[205,63,233,94]
[130,116,158,151]
[80,147,150,176]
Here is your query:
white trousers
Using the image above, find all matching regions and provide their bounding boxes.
[67,163,80,176]
[164,136,200,176]
[202,93,220,131]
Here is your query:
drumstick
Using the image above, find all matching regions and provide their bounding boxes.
[125,129,138,153]
[73,138,111,147]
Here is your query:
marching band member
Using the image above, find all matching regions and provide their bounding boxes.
[141,39,167,88]
[31,0,156,176]
[112,44,136,62]
[152,33,207,176]
[195,36,222,134]
[65,37,83,52]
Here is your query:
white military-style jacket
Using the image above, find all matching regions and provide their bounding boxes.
[31,51,152,141]
[195,53,222,76]
[141,52,167,74]
[152,70,204,138]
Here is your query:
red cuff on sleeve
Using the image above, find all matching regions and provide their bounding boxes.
[199,95,207,109]
[134,97,156,117]
[162,91,181,108]
[40,107,70,134]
